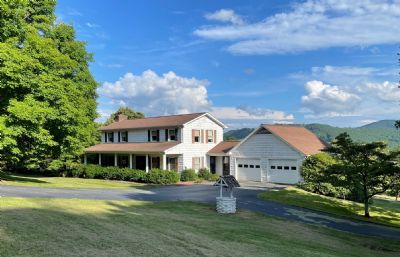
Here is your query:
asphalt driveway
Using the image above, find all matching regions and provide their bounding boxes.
[1,184,400,240]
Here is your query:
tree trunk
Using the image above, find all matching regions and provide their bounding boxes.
[364,198,370,217]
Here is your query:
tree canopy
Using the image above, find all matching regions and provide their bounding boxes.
[0,0,98,171]
[104,107,144,125]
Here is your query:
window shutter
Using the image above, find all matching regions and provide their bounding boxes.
[148,130,150,142]
[175,128,178,141]
[214,130,217,143]
[157,130,160,141]
[205,130,209,144]
[201,130,204,143]
[105,132,108,143]
[201,157,204,168]
[118,132,121,142]
[192,129,195,143]
[192,157,195,169]
[165,129,168,141]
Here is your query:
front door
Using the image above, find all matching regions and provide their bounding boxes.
[151,156,160,169]
[135,156,146,170]
[223,156,230,175]
[210,156,216,174]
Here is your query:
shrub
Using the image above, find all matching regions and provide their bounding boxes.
[197,168,219,181]
[180,169,197,181]
[145,169,180,184]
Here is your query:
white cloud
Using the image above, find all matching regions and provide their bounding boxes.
[211,106,294,121]
[194,0,400,55]
[86,22,100,28]
[205,9,244,25]
[356,81,400,102]
[99,70,212,115]
[301,80,361,117]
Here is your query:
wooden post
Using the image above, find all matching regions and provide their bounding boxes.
[98,153,102,166]
[114,154,118,167]
[162,154,167,170]
[145,154,149,173]
[129,154,133,169]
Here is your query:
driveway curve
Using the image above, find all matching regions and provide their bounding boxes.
[1,184,399,240]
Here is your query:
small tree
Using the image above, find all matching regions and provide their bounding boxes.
[104,107,144,125]
[325,133,400,217]
[387,174,400,201]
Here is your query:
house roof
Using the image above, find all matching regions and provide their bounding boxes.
[99,112,221,131]
[85,141,179,153]
[208,140,240,155]
[263,124,327,155]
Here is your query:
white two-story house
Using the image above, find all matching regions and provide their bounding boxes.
[84,112,226,172]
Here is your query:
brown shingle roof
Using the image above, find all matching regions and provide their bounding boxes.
[263,125,327,155]
[99,112,206,131]
[85,141,178,153]
[208,140,240,155]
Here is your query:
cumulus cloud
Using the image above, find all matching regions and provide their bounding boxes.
[301,80,361,117]
[356,81,400,102]
[205,9,244,25]
[194,0,400,55]
[211,106,294,121]
[99,70,212,115]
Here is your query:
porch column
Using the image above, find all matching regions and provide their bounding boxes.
[98,153,102,166]
[129,154,133,169]
[162,154,167,170]
[145,154,149,173]
[114,153,118,167]
[84,154,87,165]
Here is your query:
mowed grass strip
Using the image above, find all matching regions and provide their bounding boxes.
[259,187,400,228]
[0,173,147,189]
[1,198,399,257]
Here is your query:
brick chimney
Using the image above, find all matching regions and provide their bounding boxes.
[115,114,128,122]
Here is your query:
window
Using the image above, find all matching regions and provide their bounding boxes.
[271,165,276,169]
[107,132,114,143]
[120,131,128,142]
[193,157,201,170]
[277,166,282,170]
[244,164,249,168]
[238,164,243,168]
[250,165,255,168]
[291,166,297,170]
[207,130,214,143]
[255,165,260,168]
[168,129,177,141]
[284,166,289,170]
[151,130,159,141]
[168,157,177,171]
[193,130,200,143]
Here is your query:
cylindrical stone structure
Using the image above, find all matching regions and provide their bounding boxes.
[216,197,236,213]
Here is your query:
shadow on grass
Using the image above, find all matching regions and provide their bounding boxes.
[1,199,399,257]
[1,173,49,184]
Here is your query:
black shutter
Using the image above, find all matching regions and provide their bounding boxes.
[105,132,107,143]
[157,130,160,142]
[148,130,150,142]
[165,129,168,141]
[175,128,178,141]
[118,132,121,142]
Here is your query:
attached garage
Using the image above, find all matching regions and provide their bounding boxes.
[268,159,299,184]
[236,158,261,181]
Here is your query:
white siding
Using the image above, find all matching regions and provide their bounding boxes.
[231,133,303,182]
[128,129,149,142]
[167,115,224,171]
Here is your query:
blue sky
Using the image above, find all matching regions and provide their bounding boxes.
[56,0,400,128]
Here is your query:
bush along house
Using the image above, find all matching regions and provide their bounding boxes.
[84,112,327,184]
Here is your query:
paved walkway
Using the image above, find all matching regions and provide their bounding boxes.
[1,184,399,240]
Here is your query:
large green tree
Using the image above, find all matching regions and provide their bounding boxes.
[325,133,400,217]
[0,0,98,171]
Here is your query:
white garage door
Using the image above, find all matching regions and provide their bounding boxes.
[236,158,261,181]
[268,159,300,184]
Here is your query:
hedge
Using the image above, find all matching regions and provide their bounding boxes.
[197,168,219,181]
[68,164,179,184]
[180,169,198,181]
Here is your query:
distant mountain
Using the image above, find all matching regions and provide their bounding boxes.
[223,120,400,149]
[359,120,396,129]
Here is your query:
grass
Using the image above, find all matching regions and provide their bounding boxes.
[259,187,400,228]
[1,198,399,257]
[0,173,147,189]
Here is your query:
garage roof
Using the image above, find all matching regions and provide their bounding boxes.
[263,125,327,155]
[208,140,240,155]
[85,141,179,153]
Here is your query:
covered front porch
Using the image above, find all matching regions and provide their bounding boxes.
[84,153,181,172]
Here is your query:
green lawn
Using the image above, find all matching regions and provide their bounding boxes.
[1,198,399,257]
[0,173,147,189]
[259,187,400,228]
